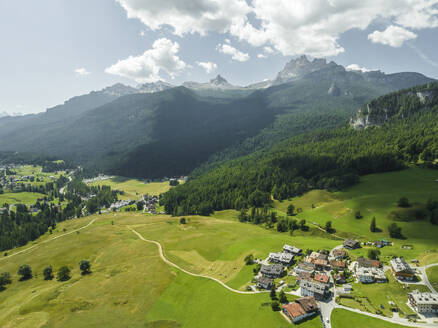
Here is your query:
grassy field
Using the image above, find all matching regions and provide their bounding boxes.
[1,167,438,327]
[0,212,326,328]
[331,309,410,328]
[426,266,438,291]
[274,167,438,264]
[0,191,46,206]
[87,177,171,200]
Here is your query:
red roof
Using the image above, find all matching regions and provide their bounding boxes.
[314,273,329,284]
[283,302,306,319]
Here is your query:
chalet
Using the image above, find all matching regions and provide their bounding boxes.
[390,257,415,281]
[357,257,381,269]
[332,249,347,259]
[296,271,312,283]
[260,264,284,278]
[299,279,330,300]
[330,260,347,271]
[313,273,330,285]
[343,239,361,250]
[282,297,319,323]
[356,267,387,283]
[257,276,273,290]
[295,262,315,276]
[268,252,294,265]
[283,244,302,255]
[408,290,438,314]
[313,259,329,271]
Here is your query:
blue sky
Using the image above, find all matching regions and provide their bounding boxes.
[1,0,437,114]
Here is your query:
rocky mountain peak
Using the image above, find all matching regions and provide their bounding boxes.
[137,81,174,93]
[275,55,332,83]
[209,74,229,86]
[102,83,137,97]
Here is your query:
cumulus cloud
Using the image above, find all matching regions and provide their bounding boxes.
[257,54,267,59]
[116,0,438,57]
[105,38,186,83]
[217,43,249,62]
[75,68,90,76]
[368,25,417,47]
[346,64,371,72]
[196,61,218,73]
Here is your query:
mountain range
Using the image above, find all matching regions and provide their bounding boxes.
[0,56,435,178]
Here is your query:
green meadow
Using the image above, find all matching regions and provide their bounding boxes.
[87,176,171,200]
[0,191,45,206]
[275,167,438,264]
[331,309,410,328]
[1,167,438,327]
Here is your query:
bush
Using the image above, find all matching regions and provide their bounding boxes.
[0,272,12,290]
[179,217,186,224]
[57,266,71,281]
[355,211,363,219]
[79,260,91,275]
[244,254,254,265]
[271,301,281,311]
[17,264,32,281]
[397,197,410,208]
[43,266,54,280]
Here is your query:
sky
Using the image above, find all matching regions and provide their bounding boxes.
[0,0,437,115]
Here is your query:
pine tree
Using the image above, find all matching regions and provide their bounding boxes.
[370,217,377,232]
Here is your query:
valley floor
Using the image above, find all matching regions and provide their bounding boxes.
[1,167,438,327]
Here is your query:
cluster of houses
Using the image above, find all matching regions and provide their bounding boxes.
[257,244,302,289]
[142,194,159,214]
[109,199,134,211]
[0,172,33,192]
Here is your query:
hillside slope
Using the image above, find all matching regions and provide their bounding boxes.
[161,82,438,215]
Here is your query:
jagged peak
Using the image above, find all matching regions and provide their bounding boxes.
[209,74,229,86]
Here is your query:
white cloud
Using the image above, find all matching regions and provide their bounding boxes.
[263,46,274,54]
[196,61,218,73]
[116,0,438,57]
[74,68,90,76]
[139,30,145,36]
[368,25,417,47]
[217,43,249,62]
[257,53,267,59]
[346,64,371,72]
[105,38,187,83]
[116,0,251,36]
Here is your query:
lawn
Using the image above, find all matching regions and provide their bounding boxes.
[337,270,431,317]
[274,167,438,264]
[331,309,411,328]
[87,176,171,200]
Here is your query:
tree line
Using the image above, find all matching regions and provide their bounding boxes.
[161,83,438,217]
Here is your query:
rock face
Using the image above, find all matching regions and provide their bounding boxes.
[275,55,337,84]
[350,85,437,130]
[101,83,137,97]
[137,81,174,93]
[328,82,341,96]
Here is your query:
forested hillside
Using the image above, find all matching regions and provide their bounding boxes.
[0,58,434,179]
[161,82,438,216]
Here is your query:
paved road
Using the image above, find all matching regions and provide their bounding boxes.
[0,218,96,262]
[418,263,438,294]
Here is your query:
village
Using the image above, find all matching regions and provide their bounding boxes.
[250,238,438,326]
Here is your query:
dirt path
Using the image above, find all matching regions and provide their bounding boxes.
[130,228,265,295]
[0,218,96,262]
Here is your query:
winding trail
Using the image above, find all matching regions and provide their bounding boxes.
[130,228,265,295]
[0,218,96,262]
[131,228,438,327]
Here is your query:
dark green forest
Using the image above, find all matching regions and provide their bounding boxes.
[161,83,438,216]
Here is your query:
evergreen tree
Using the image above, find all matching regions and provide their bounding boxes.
[370,217,377,232]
